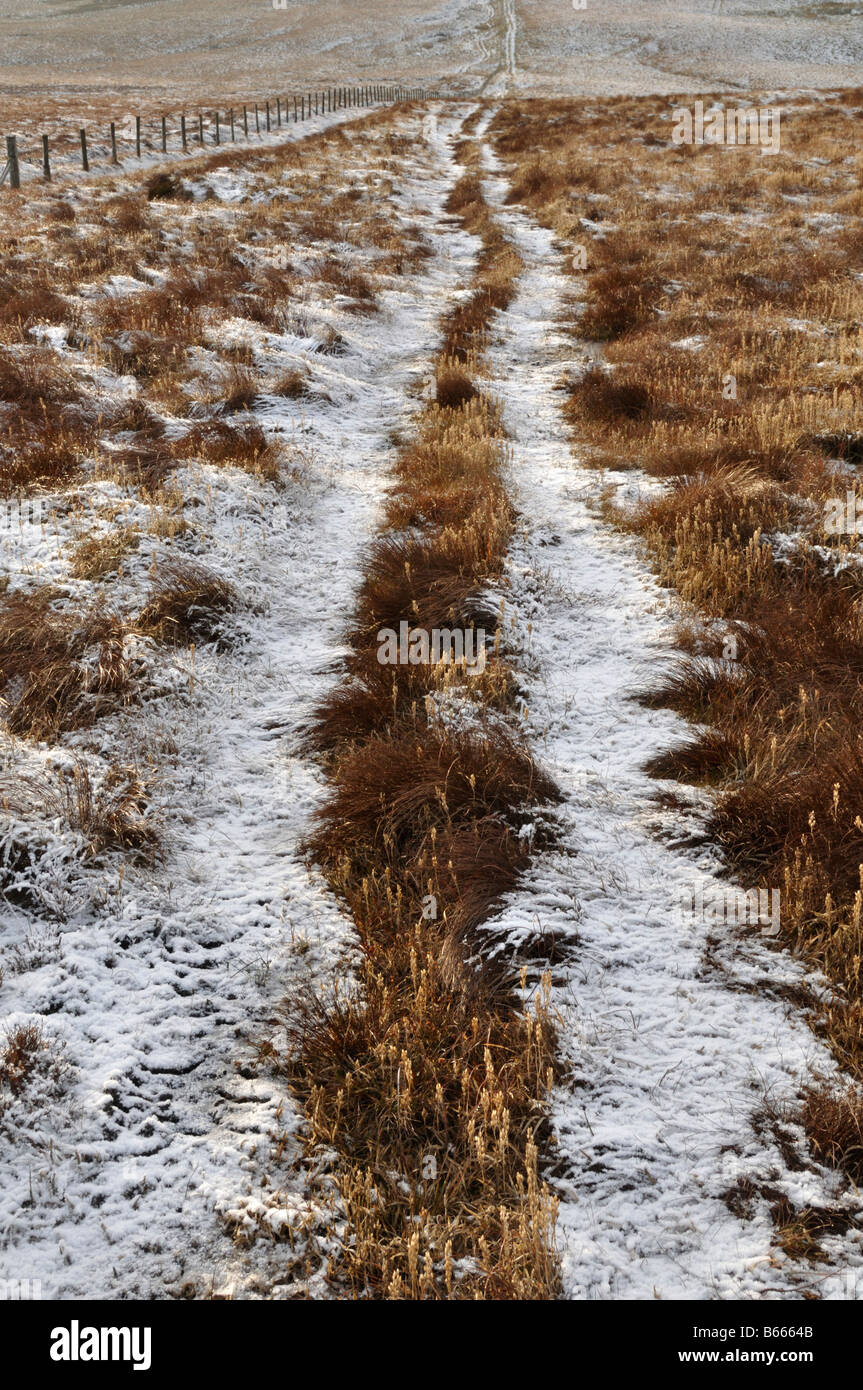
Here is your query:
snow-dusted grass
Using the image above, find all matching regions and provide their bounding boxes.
[488,92,863,1291]
[4,88,863,1303]
[271,111,568,1301]
[0,104,482,1299]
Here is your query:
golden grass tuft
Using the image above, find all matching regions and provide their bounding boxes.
[136,558,238,646]
[0,588,132,740]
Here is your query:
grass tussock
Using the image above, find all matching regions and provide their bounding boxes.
[0,345,97,493]
[0,1022,48,1099]
[802,1084,863,1184]
[170,421,284,482]
[69,526,141,579]
[136,558,238,646]
[1,762,158,859]
[435,357,480,409]
[0,588,132,740]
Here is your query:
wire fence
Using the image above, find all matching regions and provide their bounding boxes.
[1,84,438,191]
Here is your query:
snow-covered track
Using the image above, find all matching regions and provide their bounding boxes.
[474,134,863,1301]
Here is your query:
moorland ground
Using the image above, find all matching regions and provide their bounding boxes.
[1,84,863,1299]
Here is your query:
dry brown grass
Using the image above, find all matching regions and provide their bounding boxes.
[146,171,193,202]
[270,367,313,399]
[440,174,523,360]
[136,558,238,646]
[0,270,74,342]
[492,89,863,1184]
[313,259,378,313]
[802,1084,863,1185]
[0,1022,48,1098]
[210,364,261,414]
[63,761,159,857]
[265,128,563,1299]
[353,529,500,640]
[0,588,132,740]
[284,717,561,1299]
[435,357,480,409]
[0,345,99,493]
[69,526,141,579]
[1,762,158,859]
[170,421,283,482]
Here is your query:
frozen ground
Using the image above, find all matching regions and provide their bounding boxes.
[2,98,862,1301]
[475,129,863,1299]
[0,105,482,1299]
[0,0,859,106]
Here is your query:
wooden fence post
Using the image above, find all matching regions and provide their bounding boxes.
[230,108,235,141]
[42,133,51,181]
[254,103,260,134]
[79,128,89,171]
[110,121,118,163]
[293,95,298,121]
[214,111,220,145]
[135,115,141,158]
[5,135,19,188]
[266,100,271,132]
[181,114,187,150]
[276,98,281,127]
[161,115,167,153]
[301,95,305,120]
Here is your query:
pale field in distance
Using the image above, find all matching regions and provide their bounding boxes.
[0,0,860,118]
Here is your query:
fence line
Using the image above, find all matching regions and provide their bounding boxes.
[1,84,439,191]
